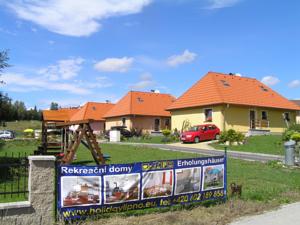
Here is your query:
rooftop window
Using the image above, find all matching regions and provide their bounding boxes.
[260,86,268,92]
[137,97,144,103]
[220,80,230,87]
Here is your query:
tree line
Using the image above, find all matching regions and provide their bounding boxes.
[0,50,42,122]
[0,92,42,122]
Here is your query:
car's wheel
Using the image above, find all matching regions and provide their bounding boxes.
[215,134,220,140]
[194,137,200,143]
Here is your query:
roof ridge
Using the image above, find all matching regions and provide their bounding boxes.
[86,101,114,105]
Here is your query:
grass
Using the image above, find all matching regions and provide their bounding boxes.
[2,139,300,224]
[0,120,41,137]
[123,136,179,144]
[210,135,284,155]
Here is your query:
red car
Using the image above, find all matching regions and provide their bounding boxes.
[180,124,220,143]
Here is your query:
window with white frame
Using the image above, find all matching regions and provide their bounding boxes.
[204,109,212,122]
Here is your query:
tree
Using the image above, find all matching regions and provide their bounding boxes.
[50,102,59,110]
[0,50,10,84]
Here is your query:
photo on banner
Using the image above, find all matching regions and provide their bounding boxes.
[104,173,140,204]
[202,164,224,191]
[142,170,173,199]
[61,176,101,207]
[175,167,201,195]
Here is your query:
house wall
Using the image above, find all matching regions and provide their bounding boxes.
[105,116,133,130]
[105,115,171,132]
[297,112,300,124]
[170,105,224,132]
[89,121,105,133]
[225,106,296,133]
[171,104,297,133]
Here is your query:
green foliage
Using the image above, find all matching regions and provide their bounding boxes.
[50,102,59,110]
[162,129,171,137]
[282,130,295,141]
[291,132,300,142]
[0,93,42,122]
[288,124,300,132]
[282,124,300,141]
[236,132,246,143]
[181,119,191,132]
[0,50,10,84]
[218,129,245,145]
[0,139,5,149]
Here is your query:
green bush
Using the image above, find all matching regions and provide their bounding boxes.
[236,132,246,143]
[218,129,245,145]
[218,131,228,144]
[162,129,171,137]
[291,132,300,143]
[282,124,300,141]
[288,124,300,132]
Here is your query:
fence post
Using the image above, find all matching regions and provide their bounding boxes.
[28,155,56,225]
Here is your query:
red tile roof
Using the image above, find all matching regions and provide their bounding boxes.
[104,91,175,118]
[42,108,79,122]
[291,100,300,107]
[168,72,300,111]
[70,102,115,122]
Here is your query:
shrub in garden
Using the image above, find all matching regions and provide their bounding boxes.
[162,129,171,137]
[291,132,300,143]
[218,129,245,145]
[288,124,300,132]
[282,124,300,141]
[162,129,171,143]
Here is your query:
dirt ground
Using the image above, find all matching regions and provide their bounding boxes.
[84,200,277,225]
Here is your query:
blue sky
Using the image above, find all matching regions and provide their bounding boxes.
[0,0,300,109]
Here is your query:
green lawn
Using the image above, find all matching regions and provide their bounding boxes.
[1,139,300,207]
[210,135,284,155]
[0,120,41,137]
[123,135,179,144]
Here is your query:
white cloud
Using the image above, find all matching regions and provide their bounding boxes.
[94,57,134,73]
[6,0,151,37]
[166,49,197,67]
[261,76,280,86]
[38,57,84,80]
[206,0,241,9]
[2,72,91,95]
[129,72,155,90]
[288,80,300,88]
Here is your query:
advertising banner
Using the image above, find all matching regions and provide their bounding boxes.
[57,155,227,220]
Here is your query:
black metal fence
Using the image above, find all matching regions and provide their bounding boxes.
[0,153,29,202]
